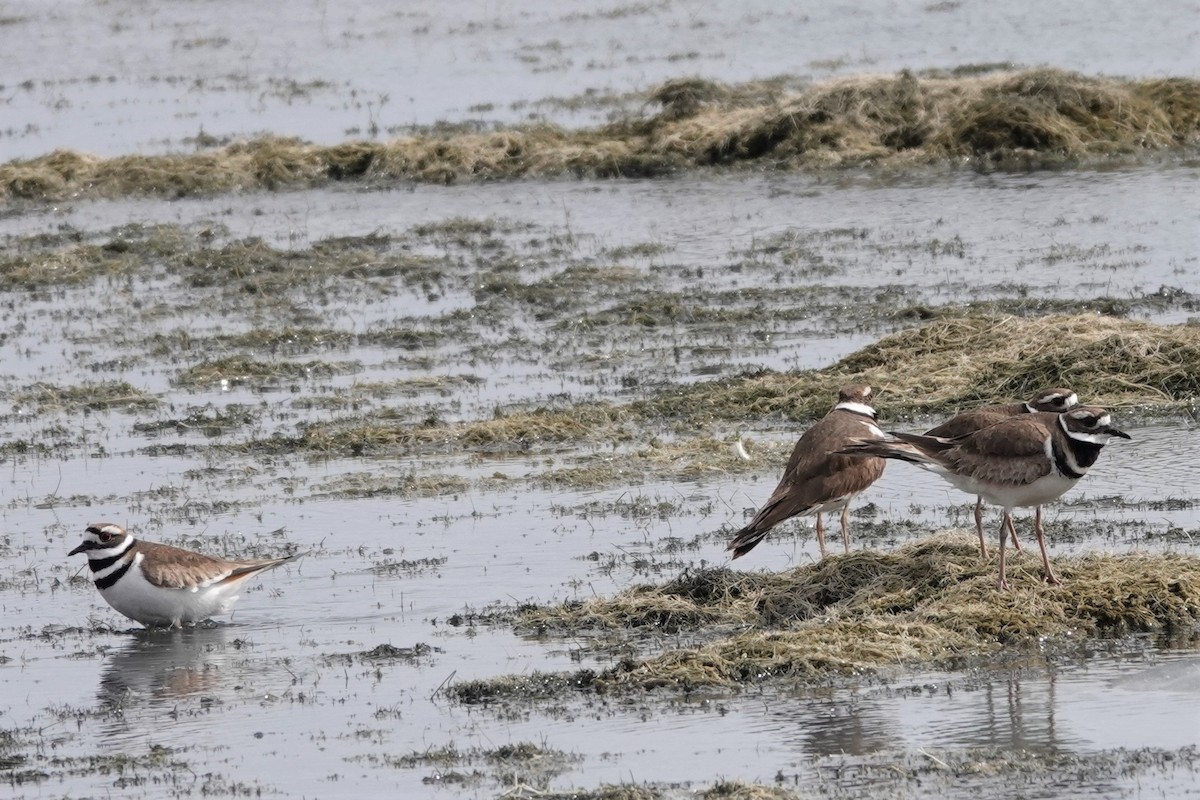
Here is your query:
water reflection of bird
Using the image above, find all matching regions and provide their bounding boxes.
[775,671,1067,769]
[727,385,886,559]
[789,689,900,758]
[921,388,1080,558]
[97,626,229,718]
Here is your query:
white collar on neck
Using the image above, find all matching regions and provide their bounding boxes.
[835,401,876,418]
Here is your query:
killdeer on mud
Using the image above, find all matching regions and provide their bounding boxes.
[924,387,1080,557]
[838,406,1130,589]
[69,523,303,628]
[727,384,886,559]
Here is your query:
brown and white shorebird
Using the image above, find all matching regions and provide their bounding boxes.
[69,523,303,628]
[727,384,886,559]
[924,387,1080,557]
[838,406,1130,589]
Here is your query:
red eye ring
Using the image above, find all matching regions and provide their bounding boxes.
[98,532,112,543]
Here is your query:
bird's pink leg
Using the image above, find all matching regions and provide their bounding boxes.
[996,513,1015,590]
[816,513,827,558]
[840,505,851,554]
[1034,506,1061,586]
[974,496,987,558]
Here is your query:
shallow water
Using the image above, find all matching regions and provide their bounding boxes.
[1,165,1198,794]
[3,3,1200,798]
[2,0,1194,158]
[2,416,1199,797]
[3,165,1197,425]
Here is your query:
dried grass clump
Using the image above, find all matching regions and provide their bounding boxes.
[1138,77,1200,139]
[293,403,634,457]
[12,381,159,413]
[453,533,1200,699]
[173,356,348,388]
[612,437,789,483]
[521,568,777,634]
[647,77,733,120]
[933,69,1181,163]
[4,70,1197,201]
[662,71,942,166]
[838,313,1200,412]
[701,783,799,800]
[0,246,139,290]
[312,471,471,500]
[644,314,1200,426]
[650,69,1200,170]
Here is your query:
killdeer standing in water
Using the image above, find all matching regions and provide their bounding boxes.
[727,384,887,559]
[69,523,303,628]
[924,387,1080,557]
[838,406,1130,589]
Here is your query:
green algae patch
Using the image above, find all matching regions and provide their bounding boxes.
[449,534,1200,699]
[6,69,1200,201]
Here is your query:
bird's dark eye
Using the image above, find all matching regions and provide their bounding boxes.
[98,532,112,543]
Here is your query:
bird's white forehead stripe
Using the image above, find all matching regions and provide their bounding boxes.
[1038,392,1078,406]
[90,535,134,557]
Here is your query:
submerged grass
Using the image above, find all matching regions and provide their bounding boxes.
[312,471,472,499]
[226,313,1199,461]
[275,403,637,457]
[174,356,359,388]
[5,69,1199,201]
[11,381,159,413]
[450,533,1200,700]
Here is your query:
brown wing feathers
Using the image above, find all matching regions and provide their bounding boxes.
[843,414,1057,486]
[727,400,884,558]
[135,539,295,589]
[943,415,1055,485]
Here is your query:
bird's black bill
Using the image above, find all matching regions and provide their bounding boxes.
[68,541,94,556]
[1104,426,1132,440]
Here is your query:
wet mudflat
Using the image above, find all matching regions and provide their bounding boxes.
[3,2,1200,799]
[0,164,1198,798]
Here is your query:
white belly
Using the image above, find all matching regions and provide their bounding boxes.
[977,472,1079,509]
[100,559,240,627]
[809,493,857,515]
[922,466,1078,510]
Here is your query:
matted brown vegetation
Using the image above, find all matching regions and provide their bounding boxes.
[244,313,1200,460]
[449,534,1200,701]
[635,313,1200,426]
[4,69,1199,201]
[11,381,159,413]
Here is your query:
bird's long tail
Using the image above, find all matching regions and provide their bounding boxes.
[836,432,951,466]
[220,550,308,586]
[726,522,772,560]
